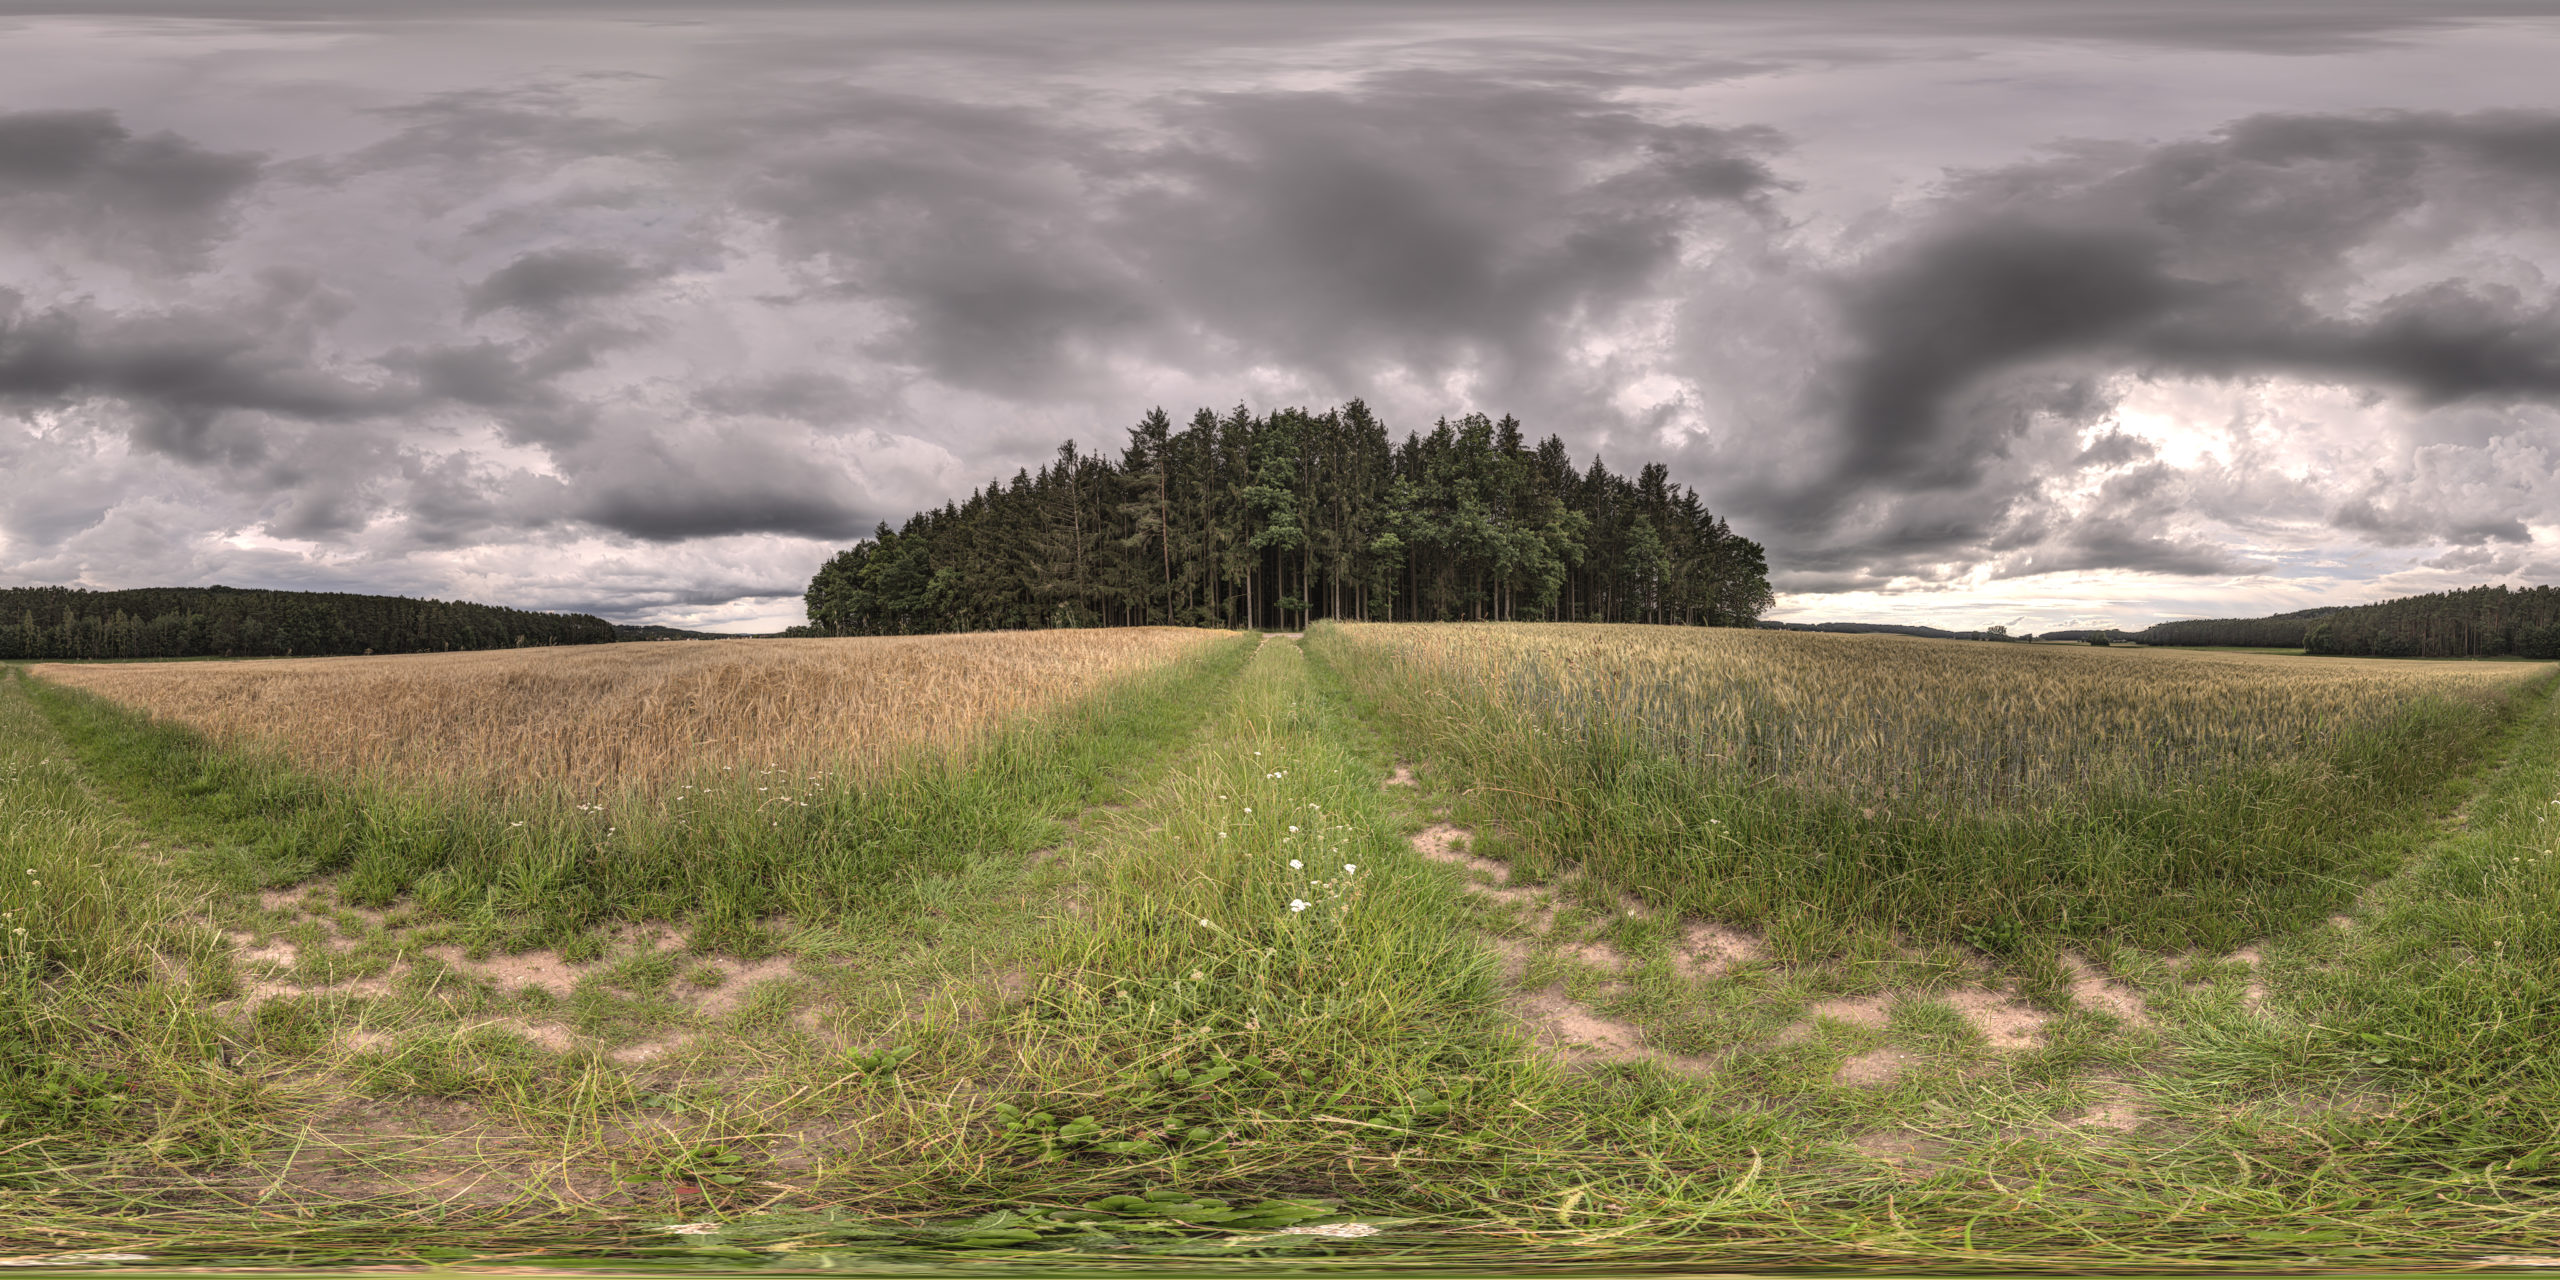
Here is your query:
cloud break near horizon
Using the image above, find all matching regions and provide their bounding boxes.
[4,1,2560,634]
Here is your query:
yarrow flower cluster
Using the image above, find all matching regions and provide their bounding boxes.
[1200,755,1367,935]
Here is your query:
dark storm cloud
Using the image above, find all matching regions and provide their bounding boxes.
[571,431,874,543]
[393,325,642,445]
[741,89,1162,398]
[1126,75,1785,394]
[744,74,1783,403]
[1795,108,2560,575]
[0,109,261,270]
[2018,463,2237,577]
[693,371,866,424]
[0,288,404,463]
[1830,223,2184,490]
[465,248,659,320]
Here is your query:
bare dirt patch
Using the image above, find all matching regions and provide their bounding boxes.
[611,1034,697,1065]
[1384,764,1417,788]
[1941,989,2048,1050]
[1513,988,1719,1077]
[427,945,588,997]
[472,1017,576,1052]
[2232,945,2270,1009]
[2064,1080,2147,1133]
[688,956,799,1017]
[1561,940,1628,972]
[228,931,300,968]
[1834,1048,1916,1087]
[2062,951,2152,1026]
[1773,995,1889,1045]
[1414,823,1561,931]
[1850,1129,1951,1169]
[1674,920,1764,978]
[1413,823,1505,879]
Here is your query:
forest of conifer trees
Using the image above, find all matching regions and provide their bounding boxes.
[801,402,1774,635]
[2300,585,2560,658]
[0,586,615,660]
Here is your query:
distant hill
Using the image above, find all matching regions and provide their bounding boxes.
[2132,607,2345,649]
[0,585,614,660]
[611,623,779,642]
[1760,620,1973,640]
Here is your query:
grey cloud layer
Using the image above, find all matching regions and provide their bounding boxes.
[0,109,260,271]
[2,8,2559,627]
[1771,109,2560,589]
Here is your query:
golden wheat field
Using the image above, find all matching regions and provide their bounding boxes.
[1332,622,2551,803]
[34,628,1223,797]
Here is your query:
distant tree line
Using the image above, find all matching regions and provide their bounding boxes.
[2300,586,2560,658]
[1761,621,1976,641]
[2134,607,2346,649]
[803,402,1774,635]
[0,586,616,660]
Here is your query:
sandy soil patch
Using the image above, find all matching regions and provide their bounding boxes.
[1413,823,1507,880]
[2232,945,2270,1009]
[2062,951,2152,1026]
[1675,920,1764,978]
[427,945,588,997]
[228,931,301,968]
[468,1017,576,1052]
[688,956,799,1016]
[1513,988,1719,1076]
[1384,764,1416,788]
[1775,995,1891,1045]
[1942,989,2048,1050]
[2064,1080,2147,1132]
[1834,1048,1916,1087]
[610,1034,698,1065]
[1850,1129,1951,1168]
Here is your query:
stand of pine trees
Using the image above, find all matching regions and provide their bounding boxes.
[2134,607,2346,649]
[803,403,1773,635]
[0,586,616,660]
[2302,585,2560,658]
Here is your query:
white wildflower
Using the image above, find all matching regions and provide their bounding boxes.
[1289,899,1309,912]
[1289,859,1302,868]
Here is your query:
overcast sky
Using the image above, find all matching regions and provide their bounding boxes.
[5,2,2560,632]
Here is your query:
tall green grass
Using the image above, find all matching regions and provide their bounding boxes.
[1309,622,2552,965]
[25,635,1256,952]
[0,667,234,1171]
[11,635,2560,1268]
